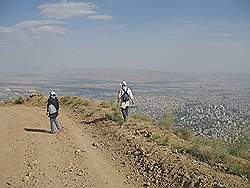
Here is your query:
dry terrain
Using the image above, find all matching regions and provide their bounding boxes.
[0,95,248,187]
[0,105,139,188]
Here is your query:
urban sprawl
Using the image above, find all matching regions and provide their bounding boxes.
[1,82,249,142]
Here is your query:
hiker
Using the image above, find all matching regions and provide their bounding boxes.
[117,81,134,122]
[47,91,61,134]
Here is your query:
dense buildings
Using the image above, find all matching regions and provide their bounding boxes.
[1,73,249,142]
[132,93,249,142]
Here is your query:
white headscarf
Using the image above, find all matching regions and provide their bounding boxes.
[50,91,57,99]
[120,81,127,91]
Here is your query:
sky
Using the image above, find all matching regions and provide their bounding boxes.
[0,0,249,74]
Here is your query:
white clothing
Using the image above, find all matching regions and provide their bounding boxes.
[117,86,134,109]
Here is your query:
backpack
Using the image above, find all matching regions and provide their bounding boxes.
[48,104,57,114]
[122,88,130,102]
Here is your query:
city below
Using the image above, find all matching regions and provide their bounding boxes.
[0,70,249,142]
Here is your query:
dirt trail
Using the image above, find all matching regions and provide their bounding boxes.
[0,105,138,188]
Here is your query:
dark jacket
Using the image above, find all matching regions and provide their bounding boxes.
[47,97,59,118]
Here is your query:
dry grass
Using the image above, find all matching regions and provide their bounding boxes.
[160,136,170,146]
[175,127,193,141]
[131,113,153,122]
[60,96,90,107]
[13,96,25,104]
[8,95,250,180]
[149,134,161,142]
[99,101,111,108]
[158,112,173,130]
[105,100,124,126]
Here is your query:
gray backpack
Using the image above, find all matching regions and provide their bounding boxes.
[48,104,57,114]
[122,88,130,102]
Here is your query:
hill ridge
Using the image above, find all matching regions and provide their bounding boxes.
[0,94,248,187]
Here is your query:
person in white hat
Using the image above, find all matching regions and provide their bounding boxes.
[47,91,61,134]
[117,81,134,123]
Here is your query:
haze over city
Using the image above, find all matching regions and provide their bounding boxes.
[0,0,250,74]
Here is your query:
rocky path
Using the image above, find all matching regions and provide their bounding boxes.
[0,105,138,188]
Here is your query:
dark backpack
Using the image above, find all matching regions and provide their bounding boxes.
[122,88,130,102]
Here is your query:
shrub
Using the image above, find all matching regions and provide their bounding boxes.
[228,161,249,179]
[203,145,227,165]
[175,127,192,141]
[189,139,249,179]
[105,112,123,126]
[150,134,161,141]
[75,97,90,106]
[228,134,249,159]
[108,100,120,112]
[159,112,173,130]
[13,96,25,104]
[188,144,201,158]
[188,137,229,165]
[173,144,187,152]
[85,108,99,117]
[99,101,111,108]
[60,96,90,106]
[131,113,152,122]
[135,125,149,131]
[160,136,170,146]
[104,100,125,126]
[60,96,71,104]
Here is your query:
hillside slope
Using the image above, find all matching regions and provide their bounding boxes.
[0,95,248,187]
[0,105,138,188]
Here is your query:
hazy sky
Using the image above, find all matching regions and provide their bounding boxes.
[0,0,249,74]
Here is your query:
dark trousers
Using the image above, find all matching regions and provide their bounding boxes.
[121,106,129,121]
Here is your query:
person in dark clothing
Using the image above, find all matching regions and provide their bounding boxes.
[47,91,61,134]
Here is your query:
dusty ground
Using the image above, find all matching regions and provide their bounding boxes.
[0,105,140,188]
[0,96,248,188]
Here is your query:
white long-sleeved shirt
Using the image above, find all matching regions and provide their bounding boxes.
[117,86,134,109]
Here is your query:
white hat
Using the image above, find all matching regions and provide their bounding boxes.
[50,91,57,96]
[120,81,127,86]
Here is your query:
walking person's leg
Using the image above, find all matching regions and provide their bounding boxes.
[50,117,57,133]
[121,108,126,122]
[54,117,60,130]
[125,106,129,121]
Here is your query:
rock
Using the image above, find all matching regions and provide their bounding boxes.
[77,172,84,176]
[134,150,141,156]
[24,175,29,182]
[92,142,100,147]
[143,182,150,186]
[6,182,11,185]
[75,149,81,155]
[173,149,178,154]
[121,161,127,166]
[27,172,34,179]
[77,170,84,176]
[212,182,225,188]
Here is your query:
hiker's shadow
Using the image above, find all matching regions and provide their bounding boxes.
[24,128,51,134]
